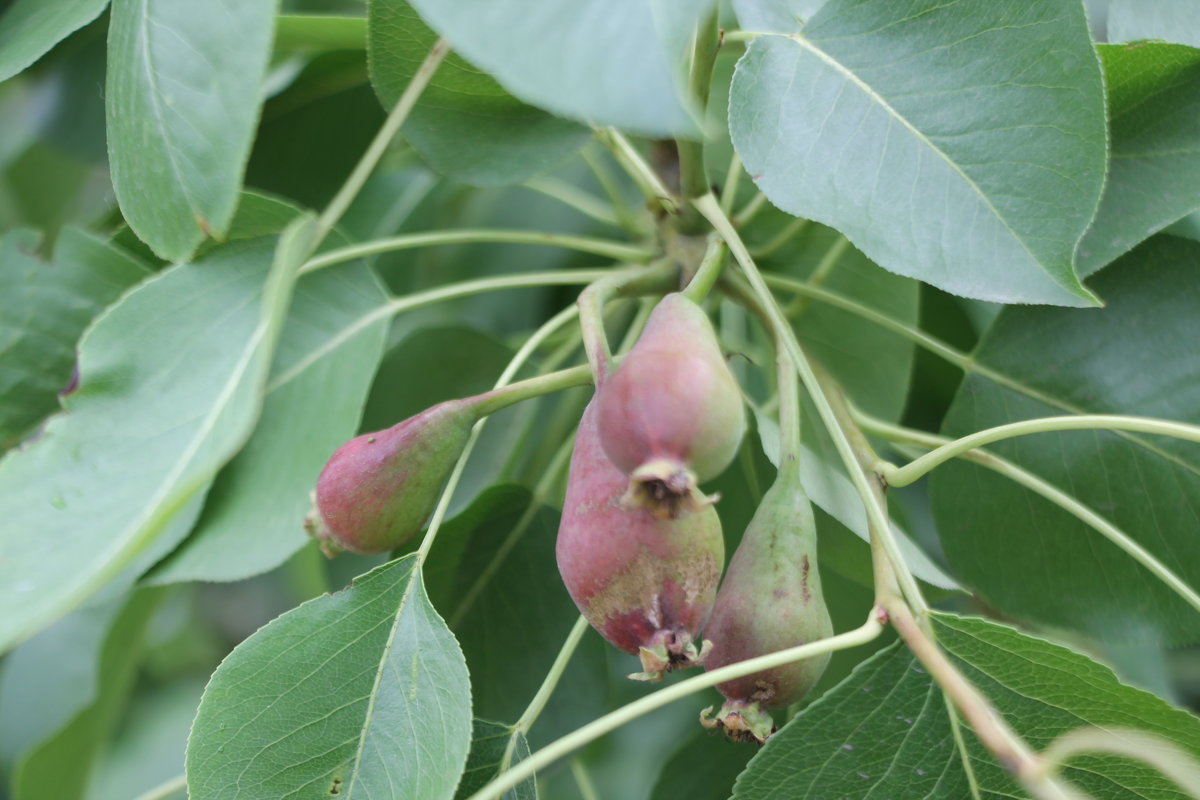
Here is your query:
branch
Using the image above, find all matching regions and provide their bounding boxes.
[882,414,1200,487]
[301,229,656,274]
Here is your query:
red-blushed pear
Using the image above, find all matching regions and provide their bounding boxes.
[596,293,745,518]
[304,398,476,556]
[557,397,724,680]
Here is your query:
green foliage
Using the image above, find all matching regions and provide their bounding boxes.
[2,1,1199,798]
[733,614,1200,798]
[187,555,472,800]
[730,0,1105,305]
[932,236,1200,644]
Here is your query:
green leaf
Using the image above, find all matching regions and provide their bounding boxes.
[1109,0,1200,49]
[729,0,1106,306]
[186,555,472,800]
[732,638,966,798]
[732,0,827,32]
[0,227,307,654]
[403,0,716,137]
[931,235,1200,644]
[0,228,149,449]
[146,260,390,584]
[454,720,536,800]
[1,589,163,800]
[106,0,278,261]
[1078,43,1200,275]
[368,0,589,186]
[0,0,109,83]
[733,613,1200,798]
[428,485,608,748]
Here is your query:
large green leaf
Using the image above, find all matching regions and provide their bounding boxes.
[0,0,109,83]
[733,613,1200,798]
[1109,0,1200,49]
[146,260,390,584]
[404,0,715,137]
[648,727,753,800]
[1078,43,1200,275]
[368,0,589,186]
[931,236,1200,644]
[729,0,1106,306]
[106,0,277,261]
[0,226,308,654]
[0,228,149,449]
[732,0,827,32]
[186,555,472,800]
[1,589,162,800]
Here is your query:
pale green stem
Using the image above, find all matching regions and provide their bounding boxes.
[473,365,592,418]
[945,697,984,800]
[765,272,970,366]
[1039,727,1200,799]
[580,146,646,236]
[858,413,1200,619]
[570,758,602,800]
[693,192,927,614]
[723,29,765,42]
[751,216,811,260]
[594,127,679,215]
[732,191,768,227]
[676,10,721,233]
[264,269,612,392]
[522,175,622,228]
[465,617,885,800]
[680,237,727,303]
[314,40,447,243]
[133,774,187,800]
[414,305,581,564]
[883,414,1200,488]
[300,229,654,274]
[515,616,589,735]
[776,349,802,476]
[578,278,619,382]
[720,152,743,215]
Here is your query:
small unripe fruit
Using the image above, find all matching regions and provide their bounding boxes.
[557,398,724,680]
[304,398,476,556]
[595,293,745,518]
[700,471,832,743]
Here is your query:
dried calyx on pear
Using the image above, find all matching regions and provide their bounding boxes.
[556,397,724,680]
[595,293,745,518]
[699,463,833,743]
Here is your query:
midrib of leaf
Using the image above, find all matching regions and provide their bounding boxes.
[779,28,1082,297]
[136,0,201,219]
[344,570,421,799]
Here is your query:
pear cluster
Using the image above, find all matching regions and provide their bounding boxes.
[304,291,831,742]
